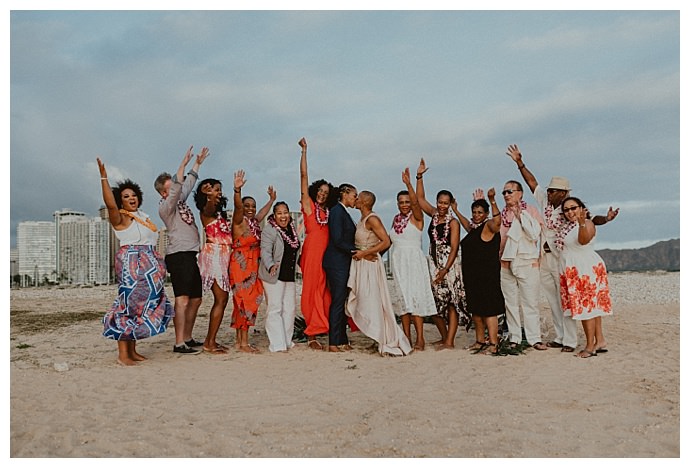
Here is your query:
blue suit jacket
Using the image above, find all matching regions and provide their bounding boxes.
[322,203,356,272]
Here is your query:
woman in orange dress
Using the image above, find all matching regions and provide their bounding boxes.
[229,170,271,353]
[298,138,338,350]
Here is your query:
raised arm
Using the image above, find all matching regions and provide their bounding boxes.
[451,198,471,233]
[176,145,194,182]
[402,168,424,228]
[298,138,312,215]
[256,185,277,223]
[97,157,123,228]
[485,188,501,234]
[592,206,620,226]
[232,170,246,228]
[415,158,435,217]
[180,146,210,201]
[506,144,538,194]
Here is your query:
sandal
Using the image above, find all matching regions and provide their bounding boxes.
[481,343,498,355]
[546,341,563,348]
[307,340,324,350]
[203,346,228,355]
[466,341,488,351]
[532,342,548,351]
[561,346,575,353]
[576,349,597,358]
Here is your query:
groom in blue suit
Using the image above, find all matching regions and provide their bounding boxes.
[322,183,358,352]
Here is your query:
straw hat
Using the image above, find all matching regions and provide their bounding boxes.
[547,176,571,191]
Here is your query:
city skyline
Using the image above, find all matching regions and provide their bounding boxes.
[9,8,682,251]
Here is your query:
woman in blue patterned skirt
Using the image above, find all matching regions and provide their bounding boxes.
[98,157,174,366]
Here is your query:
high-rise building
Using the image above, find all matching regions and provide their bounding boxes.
[54,209,111,285]
[17,221,55,286]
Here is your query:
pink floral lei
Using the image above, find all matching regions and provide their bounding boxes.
[314,203,329,226]
[245,216,262,241]
[268,215,300,249]
[431,213,452,245]
[392,212,411,235]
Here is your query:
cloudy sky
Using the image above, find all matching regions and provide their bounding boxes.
[8,6,681,251]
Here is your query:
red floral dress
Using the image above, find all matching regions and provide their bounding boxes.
[558,227,613,319]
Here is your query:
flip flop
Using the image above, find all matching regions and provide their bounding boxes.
[576,349,597,358]
[596,348,608,353]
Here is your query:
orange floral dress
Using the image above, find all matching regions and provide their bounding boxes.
[559,227,613,320]
[299,199,331,336]
[229,224,264,330]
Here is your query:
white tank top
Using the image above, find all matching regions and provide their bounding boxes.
[113,210,158,246]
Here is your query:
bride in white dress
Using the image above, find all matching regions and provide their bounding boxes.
[346,191,412,356]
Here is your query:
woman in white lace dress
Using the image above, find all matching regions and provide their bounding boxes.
[389,168,437,351]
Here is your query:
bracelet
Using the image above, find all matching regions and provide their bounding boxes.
[579,224,586,228]
[416,174,423,180]
[233,188,241,193]
[100,177,108,180]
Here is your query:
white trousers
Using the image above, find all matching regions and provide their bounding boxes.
[541,251,578,348]
[500,259,542,345]
[263,280,296,352]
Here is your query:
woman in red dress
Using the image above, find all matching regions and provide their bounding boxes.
[298,138,338,350]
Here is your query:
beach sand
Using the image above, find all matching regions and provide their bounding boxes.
[9,272,680,458]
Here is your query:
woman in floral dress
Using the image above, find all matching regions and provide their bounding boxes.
[557,196,612,358]
[415,158,470,350]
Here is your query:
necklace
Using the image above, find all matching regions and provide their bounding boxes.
[431,213,451,245]
[314,203,329,225]
[119,209,157,232]
[501,200,528,228]
[245,216,261,241]
[392,212,411,235]
[544,203,566,232]
[268,215,300,249]
[555,220,577,251]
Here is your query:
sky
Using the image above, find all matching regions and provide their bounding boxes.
[6,5,682,251]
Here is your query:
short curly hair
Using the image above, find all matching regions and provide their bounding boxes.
[112,179,144,209]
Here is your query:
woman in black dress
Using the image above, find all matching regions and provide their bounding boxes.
[459,188,504,354]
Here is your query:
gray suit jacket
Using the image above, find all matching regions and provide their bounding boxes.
[259,222,284,284]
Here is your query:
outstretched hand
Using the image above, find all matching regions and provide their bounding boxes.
[417,158,429,177]
[473,188,485,201]
[234,170,246,190]
[402,167,411,186]
[506,144,522,163]
[96,157,107,178]
[196,147,210,165]
[606,206,620,222]
[298,138,307,150]
[267,185,277,200]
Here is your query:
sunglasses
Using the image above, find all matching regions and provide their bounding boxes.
[547,188,567,194]
[502,189,521,195]
[563,206,579,213]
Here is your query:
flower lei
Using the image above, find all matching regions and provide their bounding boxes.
[245,216,261,241]
[392,212,411,235]
[501,200,528,228]
[555,220,577,251]
[314,203,329,226]
[431,213,452,245]
[119,209,158,232]
[178,200,195,225]
[544,203,566,232]
[268,215,300,249]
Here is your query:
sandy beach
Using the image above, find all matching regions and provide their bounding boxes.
[9,271,680,458]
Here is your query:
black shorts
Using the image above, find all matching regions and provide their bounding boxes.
[165,251,202,298]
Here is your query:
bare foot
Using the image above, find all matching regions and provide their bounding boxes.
[132,352,147,361]
[117,357,137,366]
[341,344,353,351]
[431,339,443,346]
[238,345,259,354]
[328,345,344,353]
[435,343,455,351]
[203,346,228,355]
[413,342,425,351]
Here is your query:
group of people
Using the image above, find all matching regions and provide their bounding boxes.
[97,141,618,365]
